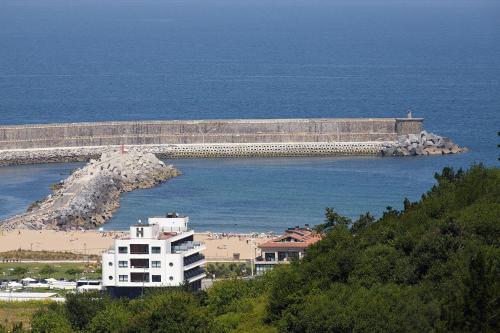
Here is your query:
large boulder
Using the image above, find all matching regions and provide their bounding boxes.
[381,131,466,157]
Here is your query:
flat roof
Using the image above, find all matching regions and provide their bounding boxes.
[158,232,178,240]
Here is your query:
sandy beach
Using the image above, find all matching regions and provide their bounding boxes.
[0,229,271,260]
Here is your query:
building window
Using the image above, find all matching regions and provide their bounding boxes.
[108,262,113,266]
[169,276,173,281]
[265,252,275,261]
[152,275,161,282]
[130,259,149,268]
[151,261,161,268]
[255,264,274,275]
[118,261,128,268]
[152,246,161,254]
[130,244,149,254]
[108,276,113,280]
[169,262,173,267]
[119,275,128,282]
[118,247,128,254]
[131,272,149,283]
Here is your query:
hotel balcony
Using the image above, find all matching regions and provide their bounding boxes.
[184,267,205,283]
[183,253,205,266]
[183,253,206,271]
[171,241,205,255]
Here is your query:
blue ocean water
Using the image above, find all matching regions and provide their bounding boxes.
[0,0,499,232]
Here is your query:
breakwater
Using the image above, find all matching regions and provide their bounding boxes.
[0,149,180,230]
[0,118,425,165]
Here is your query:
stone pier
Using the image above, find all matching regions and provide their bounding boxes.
[0,118,424,165]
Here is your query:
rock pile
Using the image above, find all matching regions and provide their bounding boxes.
[381,131,467,157]
[0,149,180,230]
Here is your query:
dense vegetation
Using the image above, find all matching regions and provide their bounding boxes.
[0,262,101,281]
[1,165,498,333]
[206,262,252,278]
[0,250,99,261]
[268,165,499,333]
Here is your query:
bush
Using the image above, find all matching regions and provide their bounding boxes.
[126,290,209,333]
[31,305,72,333]
[86,301,131,333]
[12,266,28,277]
[39,265,57,277]
[206,279,254,315]
[65,268,83,277]
[65,292,108,331]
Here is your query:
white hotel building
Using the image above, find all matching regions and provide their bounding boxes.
[102,213,205,297]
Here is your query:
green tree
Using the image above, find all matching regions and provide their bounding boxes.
[315,207,351,232]
[65,291,108,331]
[206,279,254,315]
[12,266,28,278]
[65,268,83,278]
[127,290,209,333]
[39,265,57,277]
[459,250,499,332]
[351,212,375,234]
[86,301,131,333]
[31,306,73,333]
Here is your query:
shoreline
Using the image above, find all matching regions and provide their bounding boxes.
[0,229,272,260]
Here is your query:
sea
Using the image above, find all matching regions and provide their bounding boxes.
[0,0,499,233]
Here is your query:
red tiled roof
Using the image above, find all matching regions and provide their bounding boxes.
[258,228,322,250]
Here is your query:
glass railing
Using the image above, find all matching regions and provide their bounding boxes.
[184,267,205,280]
[183,253,205,266]
[172,241,203,254]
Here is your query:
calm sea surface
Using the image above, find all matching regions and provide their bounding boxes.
[0,0,499,232]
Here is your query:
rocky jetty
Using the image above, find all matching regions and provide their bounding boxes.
[0,149,180,230]
[381,131,467,157]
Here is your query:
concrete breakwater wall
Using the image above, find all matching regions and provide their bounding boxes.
[0,142,386,166]
[0,118,423,165]
[0,118,422,148]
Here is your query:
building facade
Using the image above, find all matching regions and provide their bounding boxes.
[255,226,322,275]
[102,213,205,297]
